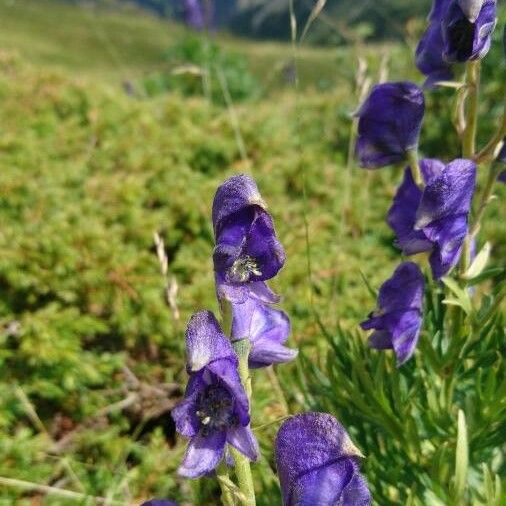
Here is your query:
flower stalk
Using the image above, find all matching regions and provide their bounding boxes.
[462,61,480,159]
[407,148,423,188]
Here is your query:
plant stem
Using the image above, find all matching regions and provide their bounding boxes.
[462,61,480,159]
[407,148,423,188]
[216,463,237,506]
[231,339,256,506]
[474,103,506,163]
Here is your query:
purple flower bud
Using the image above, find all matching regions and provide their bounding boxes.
[275,412,371,506]
[387,159,476,279]
[171,311,258,478]
[355,82,425,169]
[361,262,424,366]
[231,289,297,368]
[442,0,497,62]
[212,175,285,288]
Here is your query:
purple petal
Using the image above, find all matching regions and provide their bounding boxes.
[425,214,469,278]
[171,383,201,437]
[387,168,432,255]
[355,82,425,169]
[341,474,373,506]
[183,0,205,30]
[216,279,281,305]
[442,0,497,62]
[178,430,226,478]
[185,311,236,372]
[206,359,250,427]
[415,158,476,229]
[291,460,355,506]
[378,262,425,313]
[275,413,369,506]
[212,174,265,236]
[429,0,452,20]
[368,329,393,350]
[226,425,259,462]
[140,501,178,506]
[498,171,506,184]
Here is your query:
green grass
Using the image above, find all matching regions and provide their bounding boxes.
[0,1,505,504]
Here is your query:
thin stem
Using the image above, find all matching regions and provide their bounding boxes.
[474,103,505,163]
[469,163,500,239]
[407,149,423,188]
[216,463,237,506]
[462,61,480,159]
[231,339,256,506]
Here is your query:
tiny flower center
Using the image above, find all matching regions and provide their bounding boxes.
[447,17,474,58]
[197,385,235,433]
[228,256,262,283]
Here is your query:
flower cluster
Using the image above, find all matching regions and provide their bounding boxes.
[416,0,497,85]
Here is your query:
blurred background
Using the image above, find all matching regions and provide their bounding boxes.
[0,0,504,504]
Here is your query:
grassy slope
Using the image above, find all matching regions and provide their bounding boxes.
[0,1,505,504]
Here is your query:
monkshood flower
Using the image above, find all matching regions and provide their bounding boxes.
[497,139,506,183]
[355,82,425,169]
[183,0,205,30]
[231,290,297,368]
[442,0,497,63]
[212,174,285,299]
[387,158,476,279]
[171,311,258,478]
[275,412,371,506]
[360,262,424,366]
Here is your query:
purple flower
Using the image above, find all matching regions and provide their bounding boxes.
[183,0,205,30]
[231,290,297,368]
[140,501,178,506]
[361,262,424,366]
[497,139,506,183]
[387,159,476,279]
[171,311,258,478]
[355,82,425,169]
[442,0,497,62]
[275,412,371,506]
[212,175,285,290]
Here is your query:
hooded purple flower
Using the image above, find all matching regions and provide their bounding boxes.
[231,289,297,368]
[355,82,425,169]
[183,0,205,30]
[275,412,371,506]
[171,311,258,478]
[360,262,424,366]
[212,175,285,293]
[387,159,476,279]
[497,139,506,183]
[442,0,497,62]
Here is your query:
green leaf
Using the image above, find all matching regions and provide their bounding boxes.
[454,410,468,502]
[441,277,472,315]
[462,242,491,280]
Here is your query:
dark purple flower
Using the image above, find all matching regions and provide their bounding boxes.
[183,0,205,30]
[231,290,297,368]
[441,0,497,62]
[212,175,285,290]
[171,311,258,478]
[360,262,424,365]
[275,412,371,506]
[387,159,476,279]
[416,20,454,87]
[355,82,425,169]
[140,501,178,506]
[498,140,506,183]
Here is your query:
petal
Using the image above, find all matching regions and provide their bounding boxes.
[249,340,298,368]
[378,262,425,313]
[275,413,366,506]
[424,214,468,278]
[178,431,226,478]
[458,0,485,22]
[212,174,265,237]
[140,500,179,506]
[185,311,236,372]
[387,310,423,365]
[290,460,355,506]
[387,168,431,255]
[415,158,476,229]
[355,82,425,169]
[171,390,200,438]
[206,358,250,427]
[341,473,373,506]
[226,425,259,462]
[368,329,393,350]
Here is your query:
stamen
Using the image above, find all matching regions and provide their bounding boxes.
[229,256,262,282]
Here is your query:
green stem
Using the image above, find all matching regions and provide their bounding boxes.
[462,61,480,159]
[216,463,237,506]
[231,339,256,506]
[407,149,423,188]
